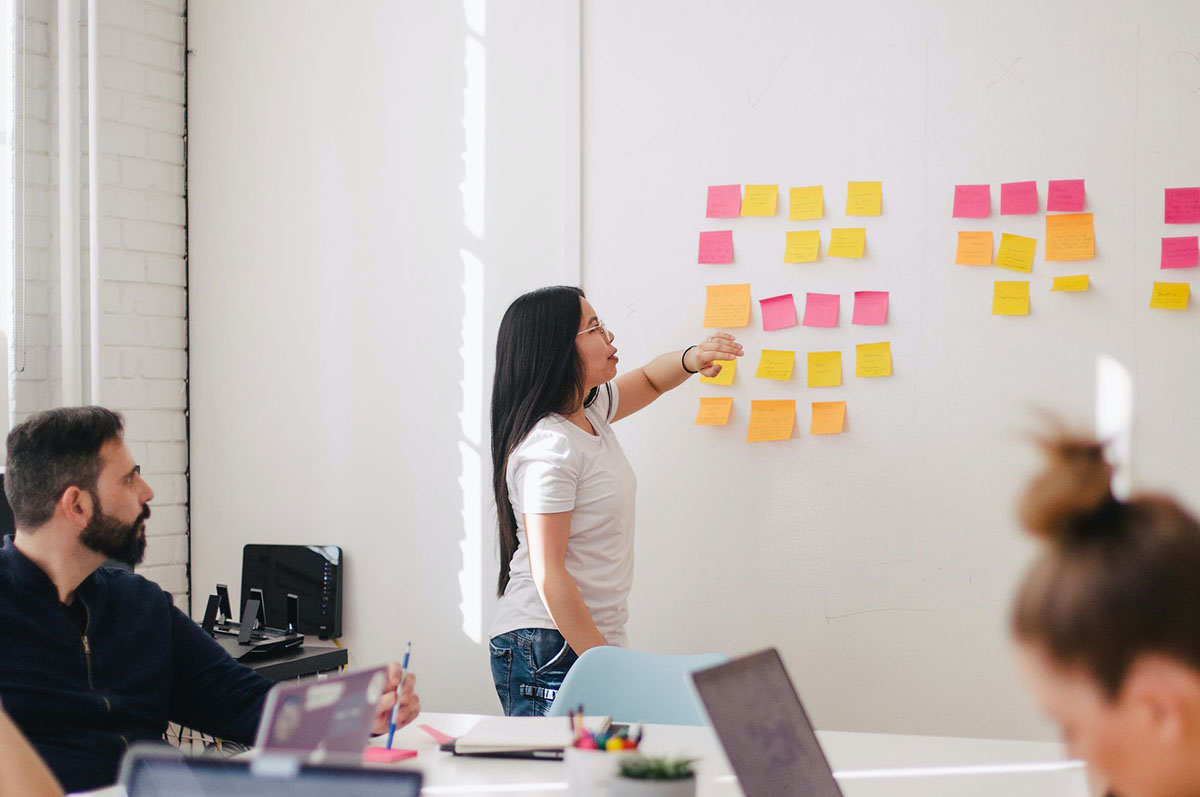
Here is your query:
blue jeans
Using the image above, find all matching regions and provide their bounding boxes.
[489,628,579,716]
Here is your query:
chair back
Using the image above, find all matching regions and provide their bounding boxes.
[546,646,727,725]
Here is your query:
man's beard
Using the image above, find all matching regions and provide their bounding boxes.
[79,492,150,567]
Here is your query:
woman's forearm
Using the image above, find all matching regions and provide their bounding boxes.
[534,566,608,654]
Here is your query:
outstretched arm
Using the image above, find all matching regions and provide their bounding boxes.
[612,332,742,422]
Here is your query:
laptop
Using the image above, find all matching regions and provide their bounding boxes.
[254,664,388,764]
[117,744,422,797]
[691,648,844,797]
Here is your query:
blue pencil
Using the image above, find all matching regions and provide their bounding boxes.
[385,642,412,750]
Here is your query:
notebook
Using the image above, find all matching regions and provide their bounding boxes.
[691,648,844,797]
[254,665,387,764]
[452,714,612,759]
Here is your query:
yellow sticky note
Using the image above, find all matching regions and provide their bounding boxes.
[784,230,821,263]
[755,350,795,381]
[828,228,866,259]
[694,397,734,426]
[855,342,892,377]
[742,184,779,216]
[747,399,796,442]
[807,351,842,387]
[1052,275,1090,292]
[993,281,1030,315]
[789,186,824,221]
[845,181,882,216]
[995,233,1037,273]
[955,231,994,266]
[1150,281,1190,310]
[703,284,751,328]
[699,358,736,386]
[1045,213,1095,261]
[810,401,846,435]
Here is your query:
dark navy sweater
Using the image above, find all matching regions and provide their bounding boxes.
[0,535,272,792]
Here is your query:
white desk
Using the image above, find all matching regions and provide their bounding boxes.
[385,712,1090,796]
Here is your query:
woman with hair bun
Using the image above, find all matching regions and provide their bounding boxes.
[487,286,742,716]
[1013,434,1200,797]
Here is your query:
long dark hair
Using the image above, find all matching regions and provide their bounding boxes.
[491,286,598,596]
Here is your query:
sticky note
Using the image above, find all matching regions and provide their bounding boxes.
[759,294,798,331]
[993,281,1030,315]
[852,291,889,325]
[694,397,734,426]
[1150,281,1190,310]
[742,185,778,216]
[1001,181,1038,215]
[1052,275,1090,292]
[953,184,990,218]
[699,358,736,386]
[706,185,742,218]
[1162,236,1200,269]
[845,181,882,216]
[1165,187,1200,224]
[807,351,842,387]
[995,233,1037,273]
[789,186,824,221]
[755,350,795,381]
[955,231,994,266]
[698,230,734,264]
[802,293,840,327]
[784,230,821,263]
[704,284,752,328]
[747,400,795,442]
[855,342,892,377]
[810,401,846,435]
[1047,179,1086,212]
[828,228,866,259]
[1045,213,1094,261]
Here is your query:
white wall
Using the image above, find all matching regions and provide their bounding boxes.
[188,1,569,715]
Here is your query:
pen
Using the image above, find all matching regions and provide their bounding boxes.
[385,641,412,750]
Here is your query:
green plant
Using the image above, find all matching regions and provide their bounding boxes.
[617,755,696,780]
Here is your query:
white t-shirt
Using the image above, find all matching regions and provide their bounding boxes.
[489,383,637,647]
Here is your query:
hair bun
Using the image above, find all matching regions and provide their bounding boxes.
[1019,435,1115,541]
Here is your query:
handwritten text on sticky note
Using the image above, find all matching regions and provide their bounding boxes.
[706,185,741,218]
[828,228,866,259]
[1051,275,1090,292]
[846,181,882,216]
[810,401,846,435]
[1001,181,1038,215]
[742,185,779,216]
[1047,179,1086,212]
[993,281,1030,315]
[784,230,821,263]
[760,294,798,331]
[1162,236,1200,269]
[694,397,734,426]
[1150,281,1190,310]
[953,184,990,218]
[995,233,1037,272]
[699,358,736,386]
[956,231,994,266]
[855,342,892,377]
[747,400,795,442]
[756,350,795,381]
[704,284,752,328]
[807,351,842,387]
[1045,213,1094,261]
[802,293,840,327]
[1165,187,1200,224]
[789,186,824,221]
[698,230,734,264]
[852,291,889,325]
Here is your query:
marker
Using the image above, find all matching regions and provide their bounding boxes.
[385,642,412,750]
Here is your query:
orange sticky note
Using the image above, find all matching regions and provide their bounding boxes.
[955,231,994,265]
[810,401,846,435]
[806,351,842,387]
[995,233,1037,273]
[855,342,892,377]
[784,230,821,263]
[845,181,882,216]
[1150,281,1190,310]
[789,186,824,221]
[704,284,751,328]
[993,281,1030,315]
[1045,213,1095,261]
[699,358,736,386]
[694,397,734,426]
[742,185,779,216]
[747,400,795,442]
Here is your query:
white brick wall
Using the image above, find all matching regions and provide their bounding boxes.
[12,0,189,602]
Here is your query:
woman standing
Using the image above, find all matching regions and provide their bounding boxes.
[488,286,741,716]
[1013,434,1200,797]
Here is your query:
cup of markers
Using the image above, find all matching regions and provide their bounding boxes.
[564,707,642,796]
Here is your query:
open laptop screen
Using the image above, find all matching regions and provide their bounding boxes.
[692,647,843,797]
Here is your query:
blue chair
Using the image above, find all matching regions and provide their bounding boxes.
[546,647,727,725]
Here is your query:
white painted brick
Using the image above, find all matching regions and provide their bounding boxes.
[24,316,52,347]
[100,345,121,378]
[102,313,147,344]
[106,186,147,219]
[171,414,186,441]
[146,503,186,534]
[123,408,176,440]
[136,564,186,595]
[129,283,184,317]
[146,130,183,164]
[25,21,50,55]
[143,472,186,504]
[145,379,185,410]
[121,158,181,193]
[143,7,183,43]
[118,348,139,378]
[123,97,182,135]
[100,282,121,312]
[101,217,123,247]
[137,348,186,379]
[145,254,184,285]
[20,348,49,380]
[99,57,145,94]
[141,0,183,14]
[23,282,51,315]
[103,248,146,280]
[101,154,121,185]
[100,377,148,409]
[123,31,182,71]
[146,317,185,348]
[105,0,147,34]
[121,220,182,254]
[23,153,51,184]
[143,69,183,103]
[98,87,123,120]
[26,88,49,119]
[13,381,49,410]
[98,27,122,58]
[145,193,184,225]
[140,532,186,568]
[106,121,148,157]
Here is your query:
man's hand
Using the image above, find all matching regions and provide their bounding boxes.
[372,663,420,735]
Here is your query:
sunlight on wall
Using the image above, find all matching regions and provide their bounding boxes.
[457,0,486,643]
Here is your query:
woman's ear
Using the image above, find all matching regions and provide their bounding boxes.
[57,486,93,530]
[1121,656,1195,745]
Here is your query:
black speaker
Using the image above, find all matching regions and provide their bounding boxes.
[240,545,342,638]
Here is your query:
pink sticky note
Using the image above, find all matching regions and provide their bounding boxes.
[1047,179,1085,212]
[1165,187,1200,224]
[698,230,733,264]
[1001,181,1038,215]
[952,184,990,218]
[706,185,742,218]
[802,293,840,328]
[759,294,798,331]
[1162,236,1200,269]
[852,291,889,325]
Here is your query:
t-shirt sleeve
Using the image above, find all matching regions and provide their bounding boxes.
[509,428,578,515]
[593,381,619,425]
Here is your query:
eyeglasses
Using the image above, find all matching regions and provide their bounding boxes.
[576,320,610,338]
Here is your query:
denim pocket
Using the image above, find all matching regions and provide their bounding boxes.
[489,638,514,715]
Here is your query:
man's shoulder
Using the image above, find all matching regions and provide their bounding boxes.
[93,564,174,606]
